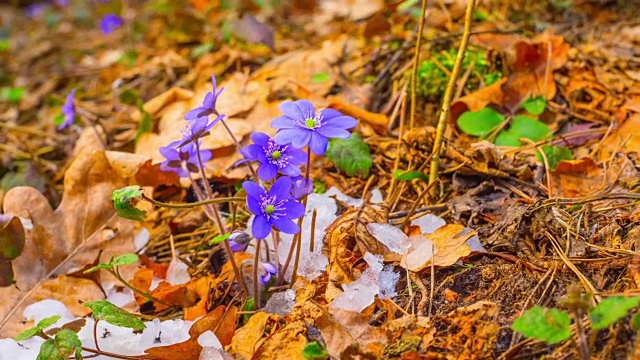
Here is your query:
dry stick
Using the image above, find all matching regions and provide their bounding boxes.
[409,0,430,130]
[0,213,117,333]
[309,209,318,252]
[428,0,477,196]
[385,97,408,204]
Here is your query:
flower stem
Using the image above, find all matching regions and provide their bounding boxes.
[187,166,249,297]
[280,147,312,283]
[219,118,259,180]
[141,194,244,209]
[110,268,173,307]
[253,239,262,306]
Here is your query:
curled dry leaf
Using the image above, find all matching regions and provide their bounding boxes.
[323,203,387,301]
[316,307,386,359]
[401,224,475,272]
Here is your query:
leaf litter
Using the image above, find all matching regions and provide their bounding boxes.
[1,1,640,359]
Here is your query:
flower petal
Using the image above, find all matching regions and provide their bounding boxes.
[252,215,271,239]
[280,100,304,121]
[274,128,311,149]
[243,180,266,200]
[286,147,307,165]
[316,126,351,139]
[258,163,278,181]
[293,100,316,118]
[202,92,214,109]
[269,176,292,200]
[272,217,300,234]
[246,195,263,216]
[284,200,305,219]
[280,163,301,177]
[263,262,278,274]
[250,132,271,146]
[308,133,329,155]
[242,144,266,162]
[271,115,297,129]
[323,114,358,129]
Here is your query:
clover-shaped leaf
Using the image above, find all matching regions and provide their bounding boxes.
[15,315,61,341]
[84,300,145,331]
[112,185,147,222]
[84,253,139,274]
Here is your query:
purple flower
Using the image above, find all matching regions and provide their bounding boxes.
[177,116,220,147]
[228,231,251,253]
[100,14,123,34]
[240,132,306,181]
[58,88,76,130]
[25,3,48,18]
[243,176,305,239]
[271,100,357,155]
[259,262,277,286]
[291,176,313,199]
[159,140,212,178]
[185,75,225,120]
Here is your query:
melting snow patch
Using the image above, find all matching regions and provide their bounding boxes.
[330,252,399,312]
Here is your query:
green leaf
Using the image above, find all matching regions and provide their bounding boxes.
[1,87,25,104]
[54,329,83,360]
[521,96,546,115]
[134,102,153,144]
[495,116,551,146]
[0,39,9,52]
[209,233,231,245]
[311,72,330,83]
[0,215,25,260]
[37,340,65,360]
[243,297,255,323]
[190,43,214,59]
[112,185,147,222]
[512,306,571,344]
[457,107,505,136]
[53,114,65,127]
[303,341,329,359]
[16,315,61,341]
[393,170,429,182]
[536,145,573,170]
[326,133,372,177]
[84,254,139,274]
[590,296,640,330]
[84,300,146,331]
[631,312,640,331]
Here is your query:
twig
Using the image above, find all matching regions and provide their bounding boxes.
[428,0,477,196]
[409,0,430,129]
[141,194,244,209]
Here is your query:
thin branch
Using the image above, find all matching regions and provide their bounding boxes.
[428,0,477,196]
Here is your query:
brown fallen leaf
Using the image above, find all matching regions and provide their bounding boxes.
[316,307,386,359]
[0,147,171,337]
[401,224,474,272]
[144,305,238,360]
[253,320,309,359]
[229,311,280,359]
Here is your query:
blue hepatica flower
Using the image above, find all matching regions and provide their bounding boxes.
[100,14,123,34]
[291,176,313,199]
[259,262,277,286]
[159,140,212,178]
[243,176,305,239]
[240,132,306,181]
[177,115,221,147]
[271,100,357,155]
[185,75,225,120]
[228,231,251,253]
[58,88,76,130]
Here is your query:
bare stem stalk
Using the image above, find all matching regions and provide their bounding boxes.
[428,0,476,197]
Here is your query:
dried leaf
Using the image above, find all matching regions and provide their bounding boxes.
[229,312,280,359]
